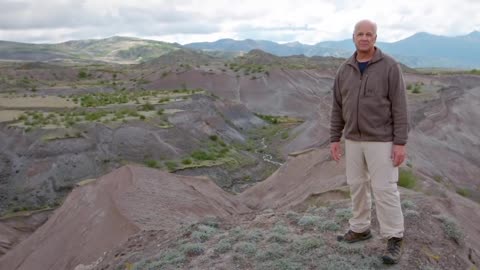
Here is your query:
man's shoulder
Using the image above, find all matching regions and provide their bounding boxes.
[337,56,354,73]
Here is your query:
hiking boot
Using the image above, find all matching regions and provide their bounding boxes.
[336,229,372,243]
[382,237,404,264]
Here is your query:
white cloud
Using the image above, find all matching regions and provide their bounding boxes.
[0,0,479,44]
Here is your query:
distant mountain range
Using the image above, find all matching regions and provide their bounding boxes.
[186,31,480,69]
[1,31,479,68]
[0,36,182,63]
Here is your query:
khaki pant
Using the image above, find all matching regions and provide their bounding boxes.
[345,139,404,239]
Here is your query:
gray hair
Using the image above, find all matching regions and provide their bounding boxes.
[353,20,377,34]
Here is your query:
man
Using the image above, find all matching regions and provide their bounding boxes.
[330,19,408,264]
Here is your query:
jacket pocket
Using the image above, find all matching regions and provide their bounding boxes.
[365,75,388,97]
[364,74,377,96]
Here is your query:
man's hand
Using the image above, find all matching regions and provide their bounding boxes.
[391,144,406,167]
[330,142,342,162]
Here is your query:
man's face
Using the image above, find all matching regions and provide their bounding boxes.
[353,23,377,53]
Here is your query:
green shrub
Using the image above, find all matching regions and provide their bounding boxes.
[159,249,186,266]
[234,241,257,255]
[257,259,303,270]
[293,236,324,254]
[165,160,177,171]
[335,208,353,222]
[181,243,204,256]
[192,224,217,242]
[469,69,480,75]
[268,224,290,243]
[401,200,416,210]
[228,226,246,241]
[404,209,420,218]
[297,215,322,227]
[214,239,232,254]
[140,102,155,111]
[398,169,416,189]
[18,114,27,121]
[437,216,464,243]
[182,158,192,165]
[318,220,340,232]
[286,211,300,222]
[456,188,470,197]
[191,150,215,160]
[245,229,264,242]
[145,159,159,168]
[255,243,285,262]
[78,70,88,79]
[272,223,289,234]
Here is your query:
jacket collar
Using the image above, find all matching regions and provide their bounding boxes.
[346,46,384,68]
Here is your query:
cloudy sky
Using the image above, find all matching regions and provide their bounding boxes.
[1,0,479,44]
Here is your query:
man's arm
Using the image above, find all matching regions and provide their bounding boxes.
[330,68,345,144]
[330,67,345,162]
[388,63,408,166]
[388,63,408,146]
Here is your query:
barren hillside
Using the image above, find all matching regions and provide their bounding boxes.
[1,151,478,270]
[0,50,479,270]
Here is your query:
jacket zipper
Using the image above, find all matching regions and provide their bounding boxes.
[356,72,364,138]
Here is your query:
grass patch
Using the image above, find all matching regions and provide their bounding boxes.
[293,236,324,254]
[401,199,416,210]
[456,187,470,197]
[245,228,264,242]
[13,108,153,129]
[398,169,416,189]
[436,215,464,243]
[180,243,205,256]
[335,208,353,222]
[268,224,290,243]
[214,238,232,254]
[228,226,246,242]
[191,224,217,242]
[297,215,322,228]
[191,150,216,161]
[164,160,178,171]
[1,206,54,219]
[255,243,286,262]
[404,209,420,218]
[132,249,186,269]
[257,258,303,270]
[181,158,192,165]
[318,220,340,232]
[407,81,424,94]
[234,241,257,255]
[144,159,159,168]
[286,211,300,222]
[433,175,443,182]
[72,88,204,107]
[254,113,303,124]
